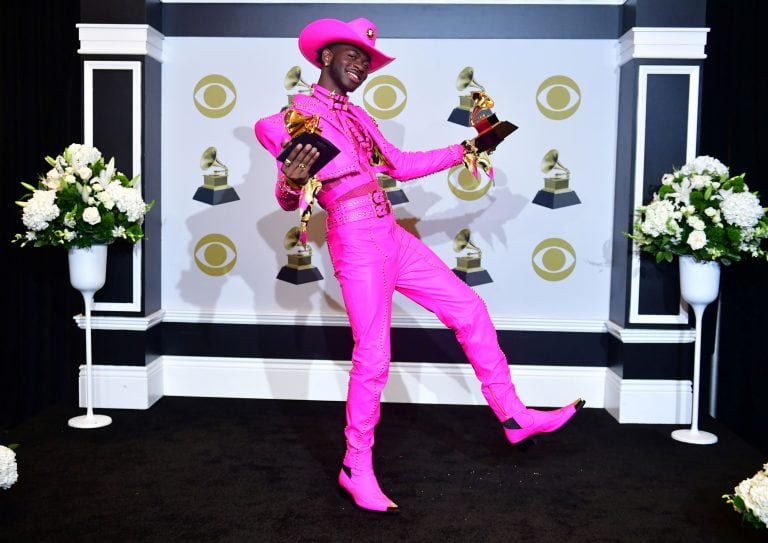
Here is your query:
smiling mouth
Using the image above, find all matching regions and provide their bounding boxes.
[346,71,362,84]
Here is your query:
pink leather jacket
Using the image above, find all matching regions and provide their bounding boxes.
[254,85,464,210]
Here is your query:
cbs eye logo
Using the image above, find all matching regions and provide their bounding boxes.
[536,75,581,120]
[446,165,493,201]
[194,233,237,276]
[193,74,237,119]
[363,75,407,119]
[531,238,576,281]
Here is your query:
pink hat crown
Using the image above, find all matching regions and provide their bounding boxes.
[298,17,395,73]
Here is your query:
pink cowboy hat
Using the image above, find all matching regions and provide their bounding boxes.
[298,17,395,73]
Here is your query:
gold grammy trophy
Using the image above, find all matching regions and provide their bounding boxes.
[277,226,323,284]
[193,146,240,205]
[532,149,581,209]
[448,67,493,127]
[452,228,493,286]
[448,67,518,153]
[377,173,408,205]
[284,66,311,107]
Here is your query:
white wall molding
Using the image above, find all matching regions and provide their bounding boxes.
[77,24,165,62]
[73,310,164,331]
[605,320,694,343]
[160,309,608,333]
[618,27,709,66]
[77,311,696,344]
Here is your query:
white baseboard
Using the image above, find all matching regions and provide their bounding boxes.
[76,357,691,424]
[77,357,163,409]
[161,357,607,408]
[604,370,692,424]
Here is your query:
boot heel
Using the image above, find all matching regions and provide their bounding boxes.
[515,437,537,451]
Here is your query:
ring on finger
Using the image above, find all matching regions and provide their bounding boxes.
[284,158,292,166]
[298,163,306,169]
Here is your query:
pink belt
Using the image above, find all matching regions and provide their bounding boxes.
[325,189,392,229]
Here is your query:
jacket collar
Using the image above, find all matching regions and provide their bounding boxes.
[310,84,350,111]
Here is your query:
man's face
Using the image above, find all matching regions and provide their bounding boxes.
[326,44,371,93]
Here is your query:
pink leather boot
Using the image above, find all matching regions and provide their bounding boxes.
[338,447,398,513]
[338,341,399,513]
[500,398,586,446]
[458,300,585,447]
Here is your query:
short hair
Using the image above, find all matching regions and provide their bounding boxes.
[316,43,342,65]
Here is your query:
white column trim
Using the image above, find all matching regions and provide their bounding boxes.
[629,64,700,325]
[77,23,164,62]
[618,27,709,66]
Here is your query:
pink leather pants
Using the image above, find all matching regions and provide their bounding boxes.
[326,190,525,473]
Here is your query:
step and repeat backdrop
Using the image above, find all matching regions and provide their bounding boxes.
[161,36,619,323]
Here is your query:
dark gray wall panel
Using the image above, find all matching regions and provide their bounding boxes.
[90,67,136,305]
[161,3,621,38]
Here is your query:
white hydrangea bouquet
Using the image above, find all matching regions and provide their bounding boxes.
[627,155,768,265]
[12,143,153,249]
[0,444,18,490]
[723,462,768,530]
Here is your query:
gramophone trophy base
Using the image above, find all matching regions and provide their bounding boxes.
[193,175,240,205]
[452,256,493,286]
[532,189,581,209]
[193,186,240,205]
[277,265,323,285]
[277,254,323,284]
[378,175,408,205]
[448,107,472,126]
[448,106,493,127]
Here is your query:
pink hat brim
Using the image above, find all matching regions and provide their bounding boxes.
[298,18,395,73]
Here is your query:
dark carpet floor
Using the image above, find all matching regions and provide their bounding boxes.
[0,397,765,543]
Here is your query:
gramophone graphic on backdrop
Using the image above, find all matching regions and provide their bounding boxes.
[447,67,518,154]
[452,228,493,286]
[276,226,323,285]
[193,146,240,205]
[284,65,311,107]
[532,148,581,209]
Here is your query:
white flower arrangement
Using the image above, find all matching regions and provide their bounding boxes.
[627,156,768,265]
[0,444,18,490]
[12,143,154,249]
[723,462,768,530]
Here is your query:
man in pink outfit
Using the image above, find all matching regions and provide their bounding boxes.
[254,17,584,514]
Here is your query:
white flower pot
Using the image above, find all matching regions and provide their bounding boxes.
[68,244,108,294]
[678,255,721,306]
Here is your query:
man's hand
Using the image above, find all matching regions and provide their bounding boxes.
[281,142,321,186]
